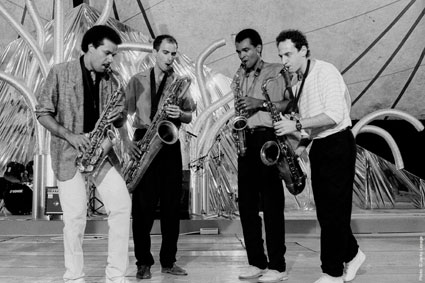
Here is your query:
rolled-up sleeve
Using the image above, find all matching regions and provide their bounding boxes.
[35,67,58,119]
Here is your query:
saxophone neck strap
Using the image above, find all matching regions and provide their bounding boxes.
[150,68,168,121]
[291,59,310,114]
[242,60,264,96]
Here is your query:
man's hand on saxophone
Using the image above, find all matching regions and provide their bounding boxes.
[235,96,263,113]
[165,104,181,119]
[121,136,142,160]
[67,133,91,152]
[165,104,193,123]
[273,113,297,136]
[106,107,124,124]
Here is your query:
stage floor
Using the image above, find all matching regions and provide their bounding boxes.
[0,232,423,282]
[0,207,424,282]
[1,206,425,236]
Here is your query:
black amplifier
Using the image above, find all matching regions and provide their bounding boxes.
[45,186,62,215]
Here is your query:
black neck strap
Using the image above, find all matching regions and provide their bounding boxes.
[242,60,263,96]
[150,68,168,121]
[293,59,310,109]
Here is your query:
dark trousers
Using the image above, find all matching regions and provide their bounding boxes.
[309,129,359,277]
[238,128,286,272]
[132,140,182,268]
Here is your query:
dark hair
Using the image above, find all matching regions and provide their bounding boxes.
[153,35,178,51]
[81,25,122,53]
[235,28,262,47]
[276,29,310,57]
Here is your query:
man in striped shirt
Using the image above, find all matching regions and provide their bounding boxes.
[273,30,366,283]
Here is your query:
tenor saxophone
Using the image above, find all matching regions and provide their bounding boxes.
[259,68,306,195]
[230,64,248,156]
[76,70,122,175]
[123,76,191,192]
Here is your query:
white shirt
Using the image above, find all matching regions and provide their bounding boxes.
[296,60,352,139]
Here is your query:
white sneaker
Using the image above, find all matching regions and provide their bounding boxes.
[238,265,266,279]
[314,274,343,283]
[343,249,366,281]
[258,269,288,282]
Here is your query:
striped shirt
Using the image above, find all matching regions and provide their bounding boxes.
[296,60,351,139]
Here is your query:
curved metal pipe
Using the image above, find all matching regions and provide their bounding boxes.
[0,2,49,78]
[352,109,424,137]
[196,110,234,214]
[193,92,232,157]
[26,0,45,46]
[356,125,404,169]
[26,0,46,88]
[118,42,153,53]
[54,0,64,64]
[190,92,233,214]
[199,110,234,159]
[0,71,42,154]
[195,38,226,107]
[95,0,113,26]
[191,111,234,214]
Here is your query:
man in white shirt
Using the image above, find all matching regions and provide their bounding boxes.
[273,29,366,283]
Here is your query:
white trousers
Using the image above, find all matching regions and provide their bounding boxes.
[58,167,131,283]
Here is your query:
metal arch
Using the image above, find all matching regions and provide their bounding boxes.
[95,0,113,26]
[352,108,424,137]
[118,42,153,53]
[0,72,42,155]
[194,92,233,158]
[0,2,49,78]
[356,125,404,170]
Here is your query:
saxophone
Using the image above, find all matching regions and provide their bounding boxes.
[123,76,191,192]
[259,68,306,195]
[230,64,248,156]
[76,70,123,175]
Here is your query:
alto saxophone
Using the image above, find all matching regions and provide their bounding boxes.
[230,64,248,156]
[123,76,191,192]
[76,70,123,175]
[259,68,306,195]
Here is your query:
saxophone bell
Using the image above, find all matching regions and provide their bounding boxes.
[157,120,179,144]
[260,140,280,166]
[259,69,307,196]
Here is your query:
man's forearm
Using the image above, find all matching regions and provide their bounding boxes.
[37,115,72,140]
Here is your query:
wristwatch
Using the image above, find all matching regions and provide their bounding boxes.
[261,100,268,111]
[295,119,302,131]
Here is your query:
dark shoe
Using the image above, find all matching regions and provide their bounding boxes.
[136,265,152,279]
[161,263,188,276]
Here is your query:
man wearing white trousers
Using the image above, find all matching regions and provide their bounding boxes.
[36,25,131,283]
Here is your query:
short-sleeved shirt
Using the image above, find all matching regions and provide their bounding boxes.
[124,67,196,130]
[296,59,352,139]
[233,61,287,128]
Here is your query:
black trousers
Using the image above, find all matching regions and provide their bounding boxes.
[309,129,359,277]
[132,137,182,268]
[238,128,286,272]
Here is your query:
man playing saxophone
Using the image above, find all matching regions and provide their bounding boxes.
[120,34,195,280]
[36,25,131,283]
[273,29,365,283]
[233,28,291,283]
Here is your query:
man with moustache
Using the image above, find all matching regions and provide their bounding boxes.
[120,34,195,280]
[233,28,290,283]
[36,25,131,283]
